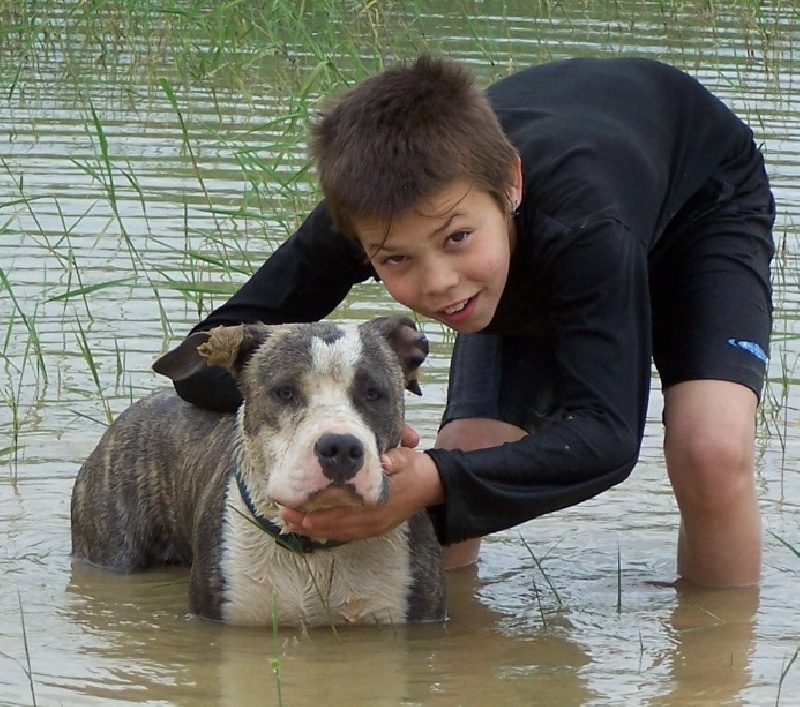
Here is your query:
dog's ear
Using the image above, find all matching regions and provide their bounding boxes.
[362,315,429,396]
[152,324,268,381]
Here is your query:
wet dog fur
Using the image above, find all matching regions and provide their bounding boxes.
[70,316,446,626]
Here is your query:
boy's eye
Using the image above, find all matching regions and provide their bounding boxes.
[447,230,470,245]
[380,254,407,267]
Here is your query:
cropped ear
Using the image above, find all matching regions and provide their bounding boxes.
[152,324,269,382]
[362,315,429,395]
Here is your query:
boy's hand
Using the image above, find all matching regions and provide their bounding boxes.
[400,423,420,449]
[280,425,444,542]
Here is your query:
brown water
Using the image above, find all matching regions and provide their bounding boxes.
[2,2,800,705]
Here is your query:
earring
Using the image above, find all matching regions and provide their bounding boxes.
[510,198,520,217]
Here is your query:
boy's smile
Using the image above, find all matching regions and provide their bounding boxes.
[356,181,518,334]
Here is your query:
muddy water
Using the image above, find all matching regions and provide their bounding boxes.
[2,2,800,705]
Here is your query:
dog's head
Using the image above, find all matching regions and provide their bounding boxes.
[153,315,428,511]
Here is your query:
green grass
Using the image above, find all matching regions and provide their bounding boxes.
[777,646,800,705]
[769,530,800,560]
[270,593,284,707]
[519,533,564,626]
[17,592,36,707]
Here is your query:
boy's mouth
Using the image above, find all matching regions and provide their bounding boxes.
[436,294,478,325]
[444,299,469,315]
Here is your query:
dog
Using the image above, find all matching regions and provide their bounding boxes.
[70,315,446,626]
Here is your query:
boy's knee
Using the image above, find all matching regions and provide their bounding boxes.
[663,380,758,514]
[436,417,526,452]
[666,429,755,514]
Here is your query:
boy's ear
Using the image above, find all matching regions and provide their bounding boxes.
[362,315,428,396]
[507,152,523,206]
[152,324,268,382]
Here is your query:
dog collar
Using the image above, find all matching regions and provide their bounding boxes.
[232,462,347,554]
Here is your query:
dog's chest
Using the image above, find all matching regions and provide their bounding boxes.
[219,505,413,626]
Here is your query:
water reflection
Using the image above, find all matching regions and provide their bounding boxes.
[654,584,759,706]
[60,549,765,705]
[63,560,601,705]
[441,565,596,705]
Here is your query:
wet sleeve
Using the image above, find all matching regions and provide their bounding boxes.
[173,201,375,411]
[425,218,652,545]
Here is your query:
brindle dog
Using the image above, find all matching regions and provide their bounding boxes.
[70,316,446,625]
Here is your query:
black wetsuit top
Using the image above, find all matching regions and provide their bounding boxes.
[174,57,758,544]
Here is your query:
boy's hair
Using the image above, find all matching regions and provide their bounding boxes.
[309,55,518,239]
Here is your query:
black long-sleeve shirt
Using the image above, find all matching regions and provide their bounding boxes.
[175,57,758,544]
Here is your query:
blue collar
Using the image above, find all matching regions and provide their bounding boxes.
[232,461,347,554]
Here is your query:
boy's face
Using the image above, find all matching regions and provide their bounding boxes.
[356,181,517,334]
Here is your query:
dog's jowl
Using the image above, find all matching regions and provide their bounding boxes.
[70,315,446,626]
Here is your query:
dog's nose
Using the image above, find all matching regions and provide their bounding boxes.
[314,433,365,482]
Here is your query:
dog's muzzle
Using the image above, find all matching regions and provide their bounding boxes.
[314,432,364,482]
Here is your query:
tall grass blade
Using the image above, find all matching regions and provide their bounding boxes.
[776,646,799,706]
[17,592,36,706]
[271,593,283,707]
[768,530,800,559]
[0,266,47,384]
[518,534,563,606]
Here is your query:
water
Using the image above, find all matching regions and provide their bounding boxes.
[2,1,799,704]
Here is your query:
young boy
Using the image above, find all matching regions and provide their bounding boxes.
[175,56,775,587]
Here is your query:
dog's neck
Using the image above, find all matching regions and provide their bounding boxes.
[231,460,347,554]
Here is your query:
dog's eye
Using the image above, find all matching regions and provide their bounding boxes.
[364,385,384,402]
[272,385,295,402]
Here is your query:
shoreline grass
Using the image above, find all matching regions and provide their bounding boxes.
[2,0,797,461]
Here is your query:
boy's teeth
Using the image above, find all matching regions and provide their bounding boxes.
[445,300,467,315]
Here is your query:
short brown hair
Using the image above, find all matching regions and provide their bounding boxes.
[309,55,518,239]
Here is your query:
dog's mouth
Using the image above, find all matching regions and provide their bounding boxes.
[299,484,365,512]
[272,473,391,513]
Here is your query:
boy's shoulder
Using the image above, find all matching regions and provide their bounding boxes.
[489,56,746,194]
[488,56,691,96]
[484,56,717,148]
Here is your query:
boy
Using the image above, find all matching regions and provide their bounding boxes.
[175,56,774,587]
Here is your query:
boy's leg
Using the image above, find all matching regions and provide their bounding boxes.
[436,418,526,569]
[651,142,774,587]
[663,379,761,586]
[435,332,560,570]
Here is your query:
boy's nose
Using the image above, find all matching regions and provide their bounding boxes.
[420,259,459,296]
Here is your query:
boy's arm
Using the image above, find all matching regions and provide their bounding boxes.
[173,201,375,411]
[426,217,651,544]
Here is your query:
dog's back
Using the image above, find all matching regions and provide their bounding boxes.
[71,392,231,582]
[71,317,447,625]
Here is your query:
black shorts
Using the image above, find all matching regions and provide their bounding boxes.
[442,145,775,432]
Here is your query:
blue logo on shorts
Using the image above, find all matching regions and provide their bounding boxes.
[727,338,768,363]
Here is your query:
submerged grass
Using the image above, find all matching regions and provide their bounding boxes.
[768,530,800,560]
[0,265,47,386]
[777,646,800,706]
[270,593,284,707]
[519,534,564,624]
[17,592,36,707]
[768,530,800,703]
[74,318,114,426]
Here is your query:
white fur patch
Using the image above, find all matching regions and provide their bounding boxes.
[220,477,413,626]
[309,326,363,380]
[261,329,386,508]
